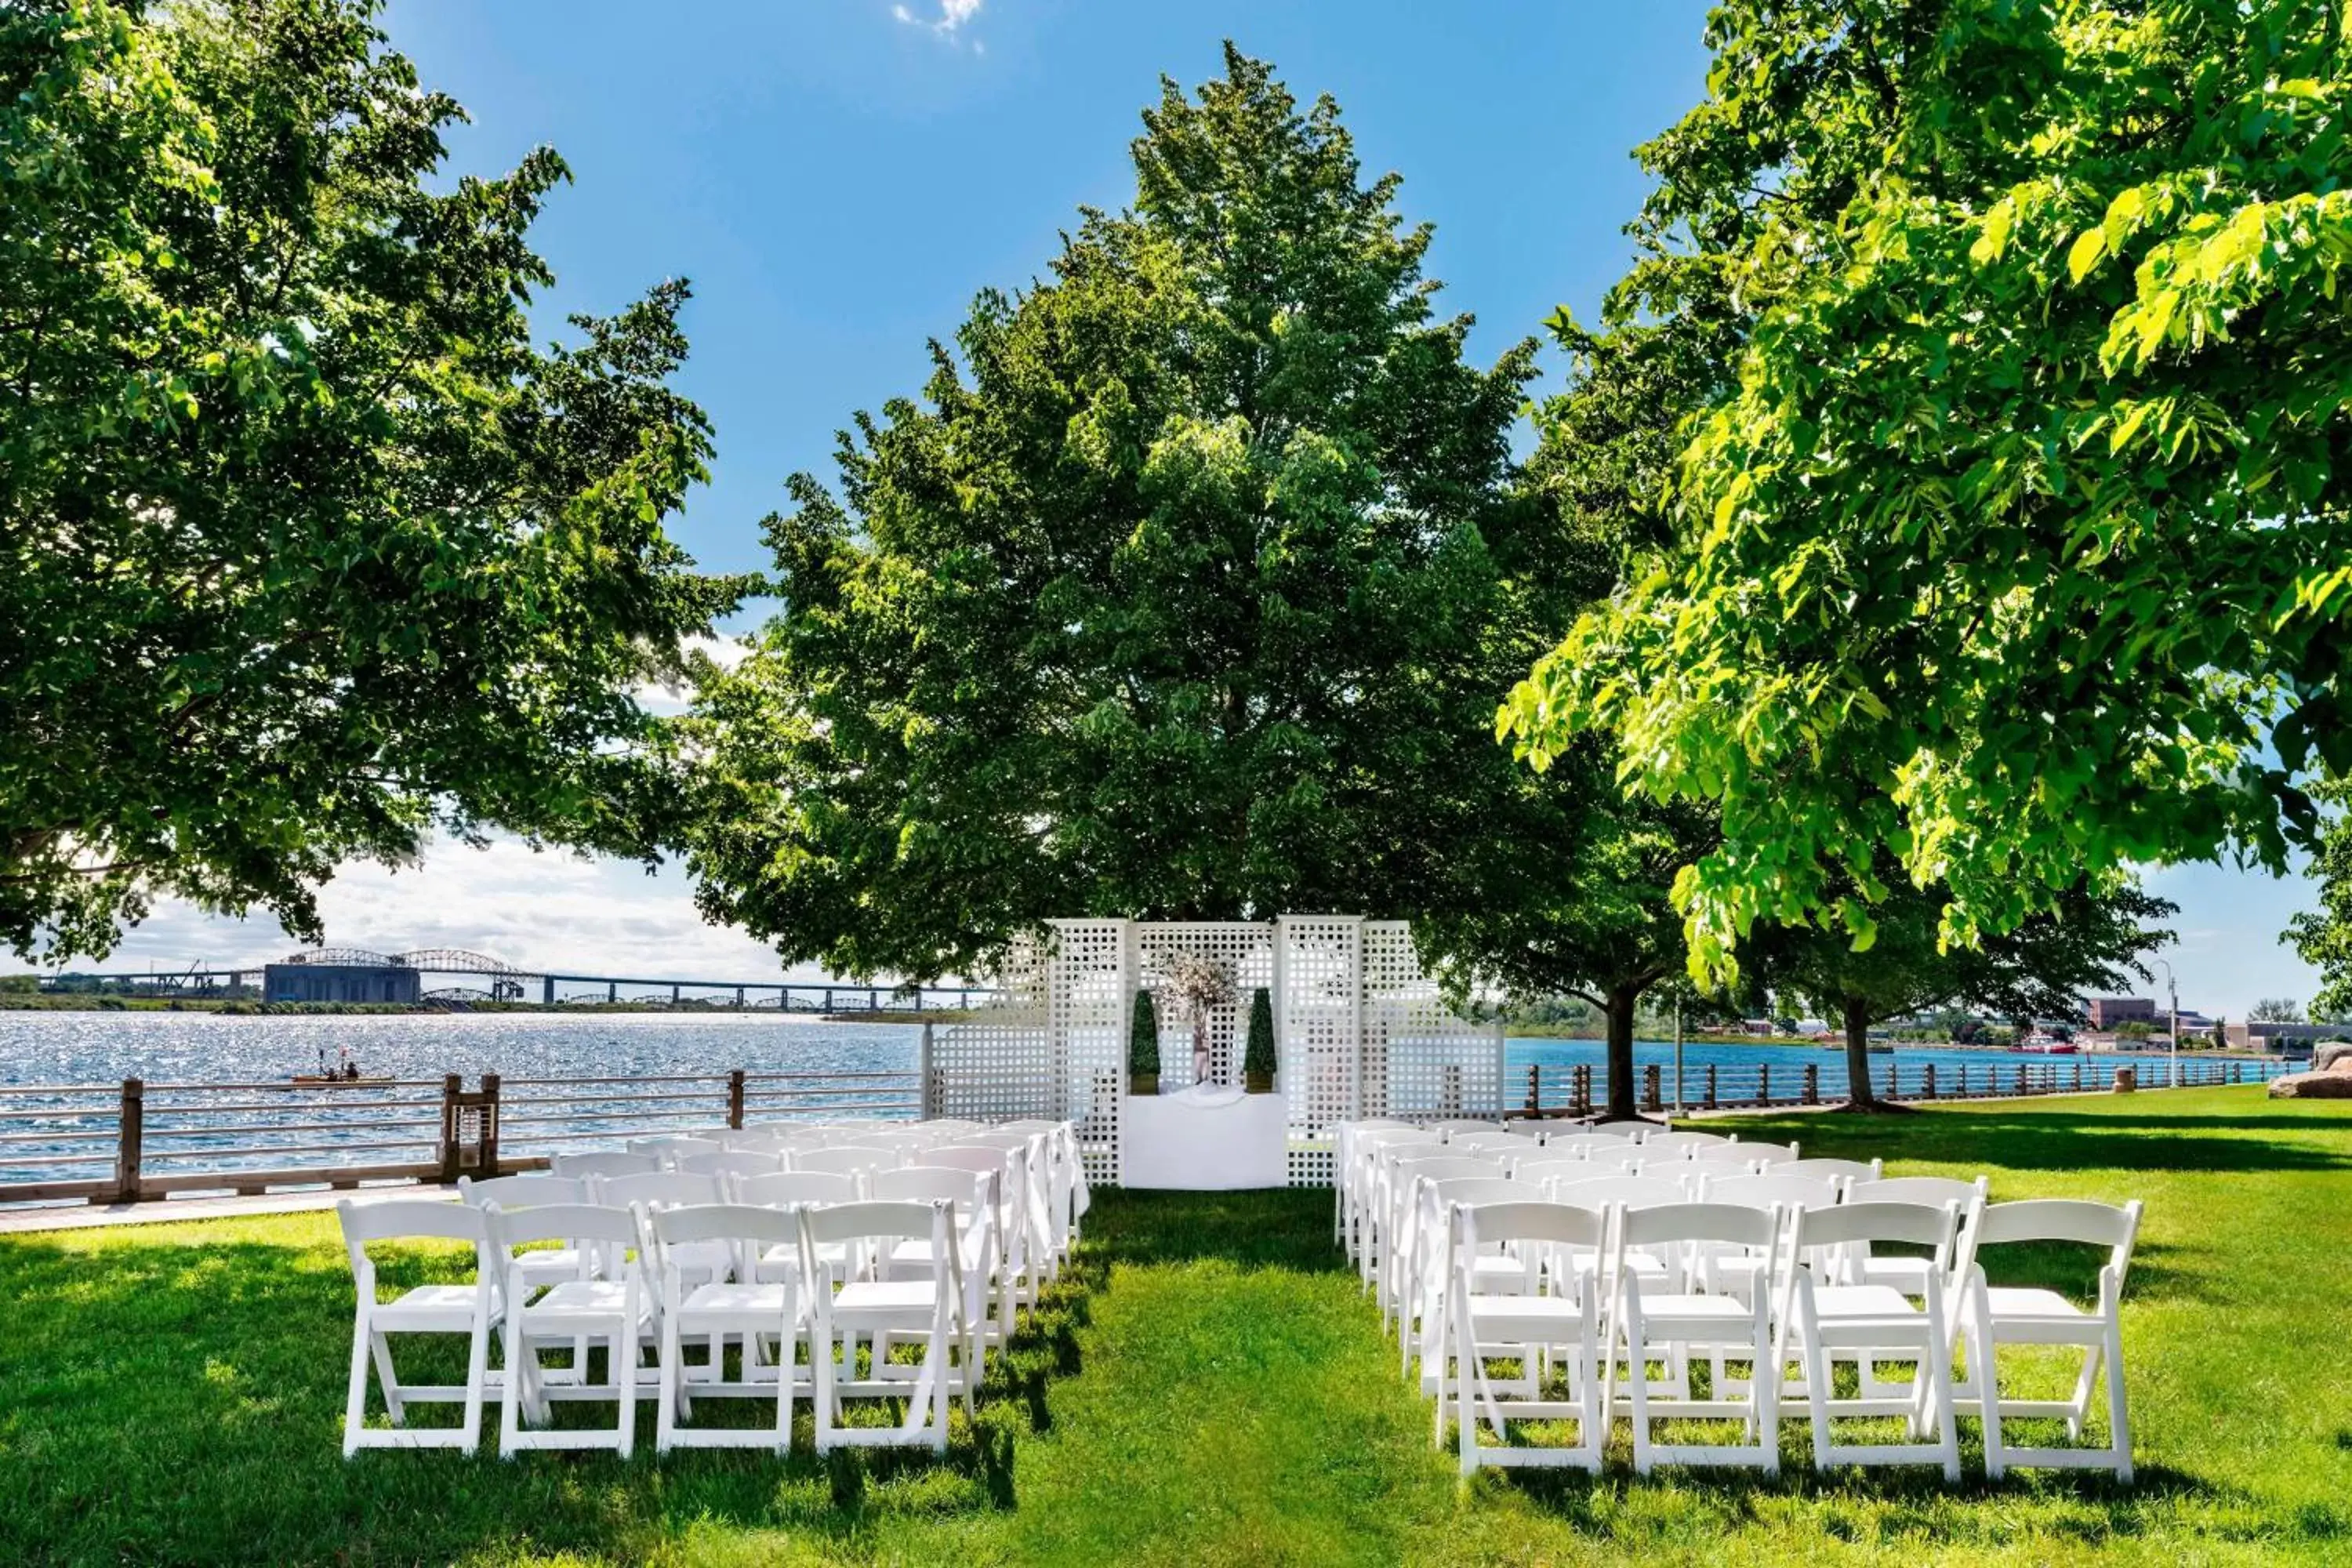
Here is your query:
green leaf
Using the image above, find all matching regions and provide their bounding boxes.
[2067,226,2108,283]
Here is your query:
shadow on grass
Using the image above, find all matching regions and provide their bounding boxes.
[0,1217,1119,1565]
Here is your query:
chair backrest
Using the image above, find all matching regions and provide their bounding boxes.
[549,1150,659,1181]
[737,1170,862,1208]
[1682,1156,1766,1186]
[792,1145,902,1178]
[1737,1139,1801,1164]
[593,1171,724,1210]
[338,1197,489,1247]
[678,1149,786,1180]
[489,1201,641,1252]
[1538,1134,1629,1160]
[1418,1175,1525,1214]
[1391,1156,1507,1187]
[873,1166,994,1210]
[1850,1174,1987,1210]
[1641,1131,1729,1157]
[1583,1120,1648,1142]
[1548,1173,1686,1210]
[1700,1172,1844,1211]
[650,1201,800,1250]
[923,1145,1014,1180]
[1459,1198,1607,1251]
[1434,1119,1500,1138]
[1499,1117,1555,1139]
[1617,1200,1781,1250]
[1791,1198,1958,1254]
[1974,1197,2141,1251]
[456,1174,585,1210]
[1511,1155,1610,1187]
[1784,1156,1883,1185]
[799,1198,952,1248]
[627,1136,723,1167]
[1445,1131,1536,1156]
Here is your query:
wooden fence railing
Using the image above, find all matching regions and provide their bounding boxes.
[1516,1054,2284,1119]
[0,1065,923,1207]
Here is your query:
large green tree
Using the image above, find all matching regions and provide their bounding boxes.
[1742,868,2175,1110]
[2285,776,2352,1018]
[685,48,1597,983]
[1501,0,2352,980]
[2,0,744,960]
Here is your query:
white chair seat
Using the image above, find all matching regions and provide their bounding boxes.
[374,1284,489,1332]
[1627,1292,1757,1334]
[833,1279,942,1318]
[1461,1293,1584,1339]
[1980,1285,2095,1327]
[528,1279,648,1324]
[675,1281,796,1327]
[1809,1283,1927,1326]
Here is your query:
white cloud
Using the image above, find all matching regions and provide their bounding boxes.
[892,0,983,42]
[101,833,835,983]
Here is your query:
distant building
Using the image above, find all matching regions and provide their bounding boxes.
[2088,997,2155,1029]
[2226,1020,2347,1058]
[263,963,419,1005]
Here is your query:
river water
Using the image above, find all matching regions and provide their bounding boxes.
[0,1013,2281,1189]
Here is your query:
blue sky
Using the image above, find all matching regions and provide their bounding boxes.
[111,0,2325,1016]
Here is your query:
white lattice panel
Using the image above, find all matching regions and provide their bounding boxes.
[1363,921,1504,1123]
[1134,923,1276,1091]
[927,1014,1052,1123]
[1048,920,1130,1185]
[1278,916,1363,1185]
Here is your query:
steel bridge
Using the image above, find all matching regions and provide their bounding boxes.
[41,946,1001,1012]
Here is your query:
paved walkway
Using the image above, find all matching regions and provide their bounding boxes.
[0,1181,453,1236]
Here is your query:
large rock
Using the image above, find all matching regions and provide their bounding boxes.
[2268,1069,2352,1099]
[2313,1042,2352,1074]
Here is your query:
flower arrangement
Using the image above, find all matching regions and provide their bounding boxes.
[1157,950,1237,1085]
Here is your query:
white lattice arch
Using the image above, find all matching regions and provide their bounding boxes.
[927,916,1501,1186]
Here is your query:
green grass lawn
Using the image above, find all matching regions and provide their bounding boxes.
[2,1087,2347,1566]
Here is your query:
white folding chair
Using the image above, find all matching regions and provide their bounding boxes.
[1641,1131,1730,1160]
[550,1150,659,1181]
[1434,1119,1501,1139]
[1536,1133,1642,1164]
[927,1144,1040,1308]
[592,1172,728,1288]
[1777,1200,1964,1479]
[336,1200,502,1457]
[1400,1174,1526,1388]
[1681,1154,1767,1189]
[1439,1200,1607,1475]
[1610,1202,1784,1474]
[491,1203,651,1457]
[1499,1117,1556,1140]
[1341,1127,1439,1272]
[736,1169,863,1283]
[1446,1131,1539,1157]
[1378,1152,1508,1329]
[1966,1198,2143,1481]
[1848,1176,1988,1294]
[651,1203,805,1453]
[1738,1140,1802,1166]
[876,1165,1011,1374]
[800,1200,973,1452]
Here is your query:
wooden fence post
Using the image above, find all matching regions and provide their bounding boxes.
[919,1022,937,1119]
[1758,1062,1772,1107]
[477,1074,501,1177]
[1642,1064,1662,1114]
[1573,1064,1592,1120]
[1802,1063,1819,1105]
[1923,1063,1937,1100]
[2014,1065,2027,1097]
[437,1073,463,1183]
[728,1068,747,1131]
[2074,1062,2085,1092]
[112,1078,143,1203]
[1525,1065,1541,1115]
[1704,1064,1719,1111]
[1883,1062,1897,1102]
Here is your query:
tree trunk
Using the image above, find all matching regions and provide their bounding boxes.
[1835,995,1911,1112]
[1842,996,1878,1109]
[1603,984,1640,1122]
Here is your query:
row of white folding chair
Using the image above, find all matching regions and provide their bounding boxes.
[343,1191,985,1459]
[1422,1188,2139,1480]
[1428,1196,1958,1477]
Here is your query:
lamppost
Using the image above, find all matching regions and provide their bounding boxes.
[1674,999,1686,1120]
[2151,957,2180,1090]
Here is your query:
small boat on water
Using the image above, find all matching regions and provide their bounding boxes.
[289,1073,394,1087]
[2014,1032,2078,1054]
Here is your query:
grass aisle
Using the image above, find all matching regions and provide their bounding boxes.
[0,1087,2347,1564]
